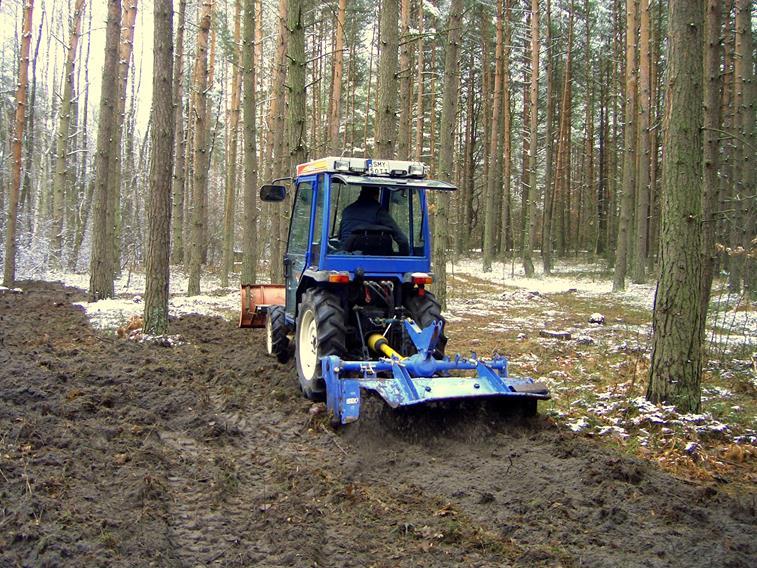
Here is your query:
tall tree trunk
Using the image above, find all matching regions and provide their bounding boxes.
[647,0,705,413]
[728,0,754,293]
[109,0,139,275]
[542,0,555,272]
[363,17,376,154]
[580,0,594,256]
[699,0,723,321]
[613,0,638,291]
[632,0,651,282]
[327,0,347,154]
[171,0,187,264]
[19,8,43,231]
[482,0,503,273]
[396,0,412,159]
[523,0,540,277]
[2,0,33,287]
[187,0,213,296]
[241,0,259,285]
[266,0,287,283]
[458,60,475,254]
[375,0,399,158]
[288,0,307,169]
[413,3,425,161]
[89,0,121,300]
[51,0,85,267]
[144,0,175,335]
[432,0,462,309]
[222,0,243,288]
[70,0,94,271]
[499,0,513,256]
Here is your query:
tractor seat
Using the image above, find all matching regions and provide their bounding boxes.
[344,225,394,256]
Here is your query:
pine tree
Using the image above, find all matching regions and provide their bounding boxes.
[432,0,463,309]
[187,0,213,296]
[613,0,638,291]
[375,0,399,158]
[647,0,705,413]
[2,0,34,287]
[522,0,540,277]
[88,0,122,300]
[241,0,259,285]
[143,0,175,335]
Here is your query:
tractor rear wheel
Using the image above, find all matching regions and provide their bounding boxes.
[404,291,448,358]
[295,289,347,400]
[266,305,291,363]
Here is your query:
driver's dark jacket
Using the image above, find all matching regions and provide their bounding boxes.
[339,195,410,252]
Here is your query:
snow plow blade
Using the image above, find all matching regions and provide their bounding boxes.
[322,320,550,424]
[239,284,285,328]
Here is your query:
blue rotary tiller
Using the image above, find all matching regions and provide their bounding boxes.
[322,320,549,424]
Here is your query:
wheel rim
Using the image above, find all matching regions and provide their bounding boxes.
[266,316,273,355]
[298,309,318,380]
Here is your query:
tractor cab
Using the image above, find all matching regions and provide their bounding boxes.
[241,157,549,424]
[273,157,454,317]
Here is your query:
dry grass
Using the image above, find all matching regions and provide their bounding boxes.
[443,272,756,486]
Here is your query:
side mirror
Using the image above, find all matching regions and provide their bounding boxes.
[260,184,287,202]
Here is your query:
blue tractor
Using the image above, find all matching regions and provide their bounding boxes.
[240,157,549,424]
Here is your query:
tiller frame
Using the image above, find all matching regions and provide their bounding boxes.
[322,320,550,424]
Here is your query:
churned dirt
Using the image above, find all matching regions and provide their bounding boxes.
[1,281,754,567]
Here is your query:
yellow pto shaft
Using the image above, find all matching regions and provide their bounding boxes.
[367,334,405,360]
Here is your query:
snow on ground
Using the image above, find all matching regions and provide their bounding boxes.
[31,268,244,331]
[448,257,656,310]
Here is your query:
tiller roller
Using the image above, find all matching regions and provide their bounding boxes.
[322,320,549,425]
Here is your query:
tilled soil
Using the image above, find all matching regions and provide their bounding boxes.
[0,281,754,567]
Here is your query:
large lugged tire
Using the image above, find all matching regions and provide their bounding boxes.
[404,291,448,358]
[295,289,347,400]
[266,305,291,363]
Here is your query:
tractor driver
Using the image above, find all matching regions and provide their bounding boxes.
[339,187,410,255]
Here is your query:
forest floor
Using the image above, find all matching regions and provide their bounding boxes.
[1,258,755,567]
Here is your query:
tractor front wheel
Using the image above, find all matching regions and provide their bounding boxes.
[295,289,347,400]
[266,305,291,363]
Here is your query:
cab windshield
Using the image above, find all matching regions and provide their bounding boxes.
[327,180,425,257]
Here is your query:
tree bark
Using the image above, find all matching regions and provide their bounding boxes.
[632,0,651,282]
[396,0,412,159]
[2,0,33,287]
[241,0,259,285]
[647,0,705,413]
[432,0,462,309]
[171,0,187,264]
[50,0,85,266]
[288,0,307,170]
[88,0,121,300]
[328,0,347,154]
[221,0,243,288]
[187,1,213,296]
[413,3,425,162]
[699,0,722,322]
[143,0,175,335]
[109,0,139,274]
[728,0,754,293]
[375,0,399,158]
[523,0,540,277]
[482,0,503,273]
[265,0,288,283]
[613,0,638,291]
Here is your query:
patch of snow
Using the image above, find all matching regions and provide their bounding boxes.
[448,257,656,309]
[568,417,590,432]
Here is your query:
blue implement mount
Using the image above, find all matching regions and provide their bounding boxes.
[322,320,550,425]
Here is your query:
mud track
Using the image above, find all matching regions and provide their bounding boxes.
[1,282,754,567]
